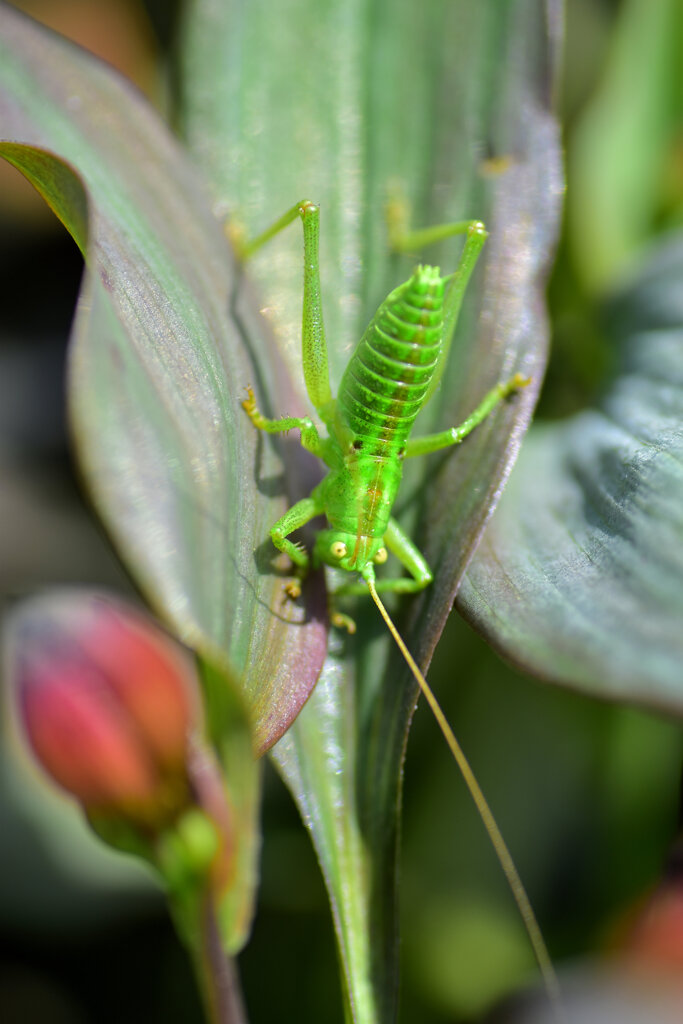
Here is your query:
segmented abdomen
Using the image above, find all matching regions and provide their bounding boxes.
[337,265,445,449]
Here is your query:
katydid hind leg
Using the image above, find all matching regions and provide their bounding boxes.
[236,200,334,424]
[429,222,488,402]
[387,198,488,404]
[233,201,303,260]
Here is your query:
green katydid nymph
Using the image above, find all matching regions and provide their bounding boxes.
[239,200,560,1010]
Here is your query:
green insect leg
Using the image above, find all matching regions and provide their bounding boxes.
[297,201,334,421]
[236,202,306,260]
[388,199,529,458]
[268,496,322,598]
[335,517,433,597]
[237,200,334,426]
[388,204,485,258]
[387,191,491,399]
[403,373,530,458]
[242,387,324,459]
[432,224,489,401]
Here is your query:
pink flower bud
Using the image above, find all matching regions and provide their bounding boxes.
[8,592,199,827]
[626,884,683,974]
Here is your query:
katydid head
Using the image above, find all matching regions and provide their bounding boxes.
[313,530,387,576]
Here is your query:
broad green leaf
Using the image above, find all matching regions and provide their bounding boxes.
[460,233,683,712]
[0,4,327,759]
[178,1,563,1019]
[0,5,292,952]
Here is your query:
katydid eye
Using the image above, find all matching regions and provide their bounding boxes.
[330,541,347,559]
[374,547,388,564]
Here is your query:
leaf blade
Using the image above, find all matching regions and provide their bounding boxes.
[0,4,328,754]
[460,232,683,712]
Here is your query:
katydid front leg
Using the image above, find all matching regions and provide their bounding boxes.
[265,495,322,599]
[335,518,433,597]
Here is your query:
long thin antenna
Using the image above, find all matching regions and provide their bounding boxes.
[366,577,562,1013]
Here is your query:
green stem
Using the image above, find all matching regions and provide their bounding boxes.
[192,896,248,1024]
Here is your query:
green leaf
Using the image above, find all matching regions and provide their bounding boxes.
[459,232,683,712]
[0,4,327,757]
[178,1,563,1019]
[0,6,276,953]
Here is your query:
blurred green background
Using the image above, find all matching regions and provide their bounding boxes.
[1,1,682,1021]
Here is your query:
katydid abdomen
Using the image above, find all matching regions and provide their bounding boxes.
[337,265,446,447]
[315,266,448,569]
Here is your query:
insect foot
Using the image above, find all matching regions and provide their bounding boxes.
[329,608,357,635]
[284,578,302,600]
[242,385,259,421]
[507,372,532,394]
[225,216,248,260]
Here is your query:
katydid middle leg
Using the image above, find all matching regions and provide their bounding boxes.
[242,386,325,459]
[403,373,529,458]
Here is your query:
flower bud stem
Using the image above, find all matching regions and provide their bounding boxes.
[193,896,248,1024]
